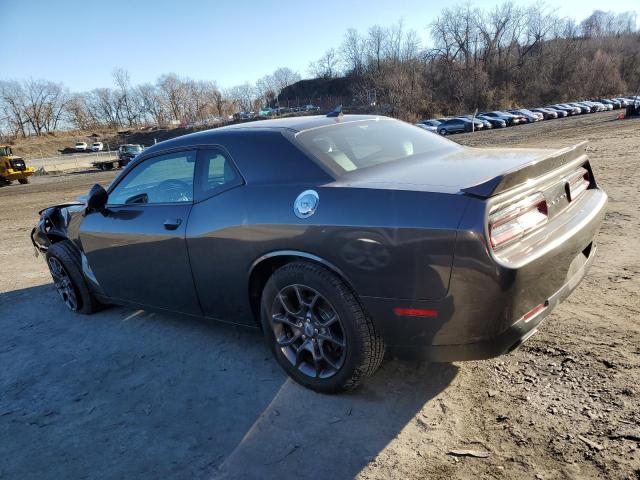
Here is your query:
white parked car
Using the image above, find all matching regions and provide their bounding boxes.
[74,142,88,151]
[91,142,104,152]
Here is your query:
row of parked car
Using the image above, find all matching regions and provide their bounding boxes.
[417,96,638,135]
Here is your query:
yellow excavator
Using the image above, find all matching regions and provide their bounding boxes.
[0,145,34,185]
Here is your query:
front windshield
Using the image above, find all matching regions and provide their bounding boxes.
[124,145,142,153]
[295,118,457,175]
[0,147,10,156]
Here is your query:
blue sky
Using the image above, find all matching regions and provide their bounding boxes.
[1,0,638,91]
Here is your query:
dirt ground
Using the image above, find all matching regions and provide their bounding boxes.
[0,111,638,480]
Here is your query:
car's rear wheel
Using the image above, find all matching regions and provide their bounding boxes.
[18,178,29,184]
[45,240,101,314]
[261,261,385,393]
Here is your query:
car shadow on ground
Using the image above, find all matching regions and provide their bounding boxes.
[0,284,458,480]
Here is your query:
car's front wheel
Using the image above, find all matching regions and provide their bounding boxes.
[438,129,446,135]
[261,261,385,393]
[45,240,102,314]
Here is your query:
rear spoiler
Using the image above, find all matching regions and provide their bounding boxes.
[461,141,589,198]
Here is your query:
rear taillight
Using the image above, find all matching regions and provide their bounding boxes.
[489,193,548,249]
[566,168,590,201]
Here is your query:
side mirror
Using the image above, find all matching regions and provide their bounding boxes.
[86,184,108,214]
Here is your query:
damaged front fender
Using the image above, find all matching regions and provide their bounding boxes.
[31,202,85,254]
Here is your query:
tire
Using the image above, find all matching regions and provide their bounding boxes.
[18,178,29,184]
[45,240,101,314]
[261,261,385,393]
[104,163,114,170]
[438,129,446,136]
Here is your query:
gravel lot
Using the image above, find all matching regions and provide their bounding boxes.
[1,111,638,479]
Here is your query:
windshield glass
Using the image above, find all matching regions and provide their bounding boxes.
[0,147,10,156]
[295,118,456,174]
[124,145,142,153]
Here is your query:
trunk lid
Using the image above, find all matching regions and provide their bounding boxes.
[333,142,588,198]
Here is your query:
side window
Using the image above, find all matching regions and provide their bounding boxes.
[108,151,196,205]
[195,149,242,200]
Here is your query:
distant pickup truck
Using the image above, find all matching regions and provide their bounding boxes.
[92,144,143,170]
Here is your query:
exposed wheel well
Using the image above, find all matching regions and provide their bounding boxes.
[248,254,353,328]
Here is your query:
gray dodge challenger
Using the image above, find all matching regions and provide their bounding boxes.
[32,115,607,393]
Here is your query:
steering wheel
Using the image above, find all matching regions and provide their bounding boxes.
[156,179,191,202]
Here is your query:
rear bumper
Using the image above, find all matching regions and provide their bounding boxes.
[389,241,597,361]
[361,188,607,361]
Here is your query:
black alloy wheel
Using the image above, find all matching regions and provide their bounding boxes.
[270,284,347,379]
[261,262,385,393]
[48,256,79,311]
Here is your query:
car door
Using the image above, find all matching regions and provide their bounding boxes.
[452,119,465,132]
[79,149,202,315]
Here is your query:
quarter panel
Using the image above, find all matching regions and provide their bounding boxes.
[186,183,468,325]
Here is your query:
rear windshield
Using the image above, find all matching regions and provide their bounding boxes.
[295,118,454,174]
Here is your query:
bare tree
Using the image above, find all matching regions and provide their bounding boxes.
[271,68,301,95]
[341,29,366,75]
[0,81,29,137]
[227,83,256,112]
[112,67,145,127]
[157,73,190,122]
[0,79,69,136]
[308,48,340,78]
[367,25,388,72]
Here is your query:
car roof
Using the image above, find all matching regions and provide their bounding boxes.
[216,114,380,133]
[140,115,384,155]
[136,114,391,162]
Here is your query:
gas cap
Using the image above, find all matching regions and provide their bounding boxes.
[293,190,319,219]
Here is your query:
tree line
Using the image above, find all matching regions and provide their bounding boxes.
[310,5,639,120]
[1,4,638,138]
[0,67,301,138]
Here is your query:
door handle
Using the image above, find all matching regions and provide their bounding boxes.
[163,218,182,230]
